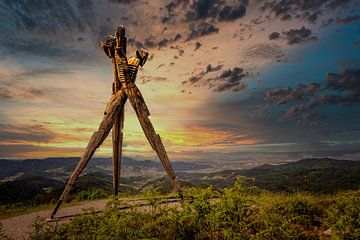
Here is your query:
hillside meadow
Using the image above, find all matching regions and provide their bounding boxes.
[27,179,359,240]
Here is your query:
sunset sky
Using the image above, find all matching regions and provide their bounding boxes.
[0,0,359,163]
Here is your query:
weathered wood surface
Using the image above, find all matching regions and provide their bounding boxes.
[126,84,181,191]
[112,106,124,195]
[59,89,127,202]
[111,56,124,195]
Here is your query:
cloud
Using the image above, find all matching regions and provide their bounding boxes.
[144,37,156,48]
[185,0,247,22]
[194,41,202,50]
[128,38,144,49]
[212,67,248,92]
[218,4,246,21]
[268,32,280,40]
[266,82,320,105]
[265,68,360,122]
[0,143,82,158]
[253,104,269,118]
[184,63,223,83]
[184,64,248,92]
[0,87,12,100]
[140,75,168,84]
[158,38,170,48]
[185,0,219,21]
[0,66,72,102]
[108,0,137,4]
[302,112,322,124]
[174,33,182,41]
[187,22,219,40]
[0,0,101,64]
[336,15,360,24]
[143,34,184,49]
[283,27,318,45]
[0,124,55,143]
[161,0,247,41]
[260,0,353,23]
[244,43,282,60]
[325,68,360,100]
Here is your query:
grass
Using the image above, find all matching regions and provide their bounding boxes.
[28,179,360,240]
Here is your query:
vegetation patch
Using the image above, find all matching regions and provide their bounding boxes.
[29,179,360,240]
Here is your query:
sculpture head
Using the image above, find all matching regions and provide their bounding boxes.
[115,25,126,56]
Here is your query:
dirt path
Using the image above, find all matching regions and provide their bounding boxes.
[0,199,108,240]
[0,197,181,240]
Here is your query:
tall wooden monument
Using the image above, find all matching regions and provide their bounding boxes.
[50,25,181,219]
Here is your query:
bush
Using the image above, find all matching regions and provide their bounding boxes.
[29,179,360,240]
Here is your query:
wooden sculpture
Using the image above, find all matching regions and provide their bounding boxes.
[50,25,181,219]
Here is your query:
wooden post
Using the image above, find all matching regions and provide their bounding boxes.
[50,25,181,219]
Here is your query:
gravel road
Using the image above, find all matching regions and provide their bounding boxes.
[0,199,108,240]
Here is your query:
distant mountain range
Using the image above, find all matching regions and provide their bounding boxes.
[176,158,360,193]
[0,157,359,206]
[0,157,212,181]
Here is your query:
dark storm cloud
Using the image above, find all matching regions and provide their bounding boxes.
[353,41,360,48]
[260,0,353,23]
[161,0,247,41]
[142,34,183,49]
[185,0,220,21]
[158,39,170,48]
[265,68,360,121]
[212,68,248,92]
[187,22,219,40]
[195,89,360,155]
[336,15,360,24]
[128,38,144,49]
[194,41,202,50]
[266,83,320,105]
[185,0,247,22]
[108,0,137,4]
[218,4,246,21]
[161,0,190,23]
[0,124,55,143]
[184,65,248,92]
[0,0,103,63]
[184,64,223,84]
[268,32,280,40]
[0,0,155,65]
[174,33,182,41]
[283,27,318,45]
[144,38,156,48]
[325,69,360,100]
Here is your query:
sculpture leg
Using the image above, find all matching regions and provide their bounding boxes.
[51,89,127,219]
[126,84,181,192]
[112,105,125,195]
